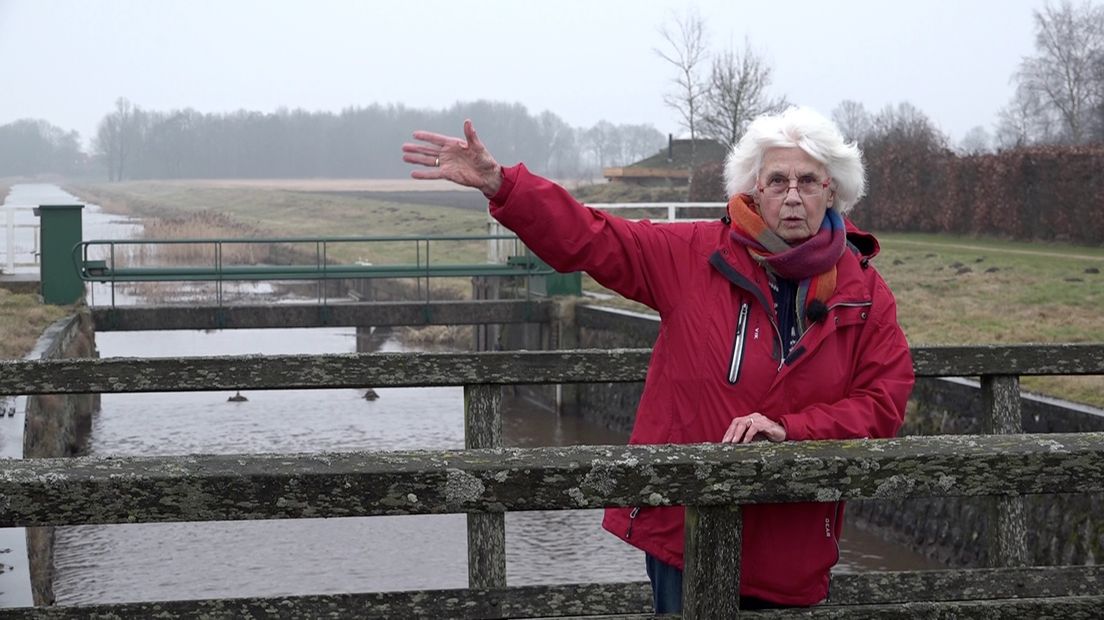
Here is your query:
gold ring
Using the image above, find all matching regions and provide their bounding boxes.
[434,156,440,167]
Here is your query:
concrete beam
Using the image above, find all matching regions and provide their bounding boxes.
[5,345,1104,396]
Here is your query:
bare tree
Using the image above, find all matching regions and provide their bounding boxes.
[995,82,1059,148]
[620,123,666,164]
[92,115,121,181]
[93,97,139,181]
[1014,0,1104,143]
[655,9,708,170]
[832,100,873,144]
[583,120,618,171]
[699,39,788,146]
[958,125,993,155]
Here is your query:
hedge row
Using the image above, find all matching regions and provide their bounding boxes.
[691,146,1104,245]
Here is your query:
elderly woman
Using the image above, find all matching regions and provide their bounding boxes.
[403,106,914,611]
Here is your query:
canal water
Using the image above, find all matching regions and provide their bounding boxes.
[7,184,943,607]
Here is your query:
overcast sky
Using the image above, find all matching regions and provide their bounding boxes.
[1,0,1049,152]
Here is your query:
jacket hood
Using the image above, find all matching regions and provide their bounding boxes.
[844,218,880,260]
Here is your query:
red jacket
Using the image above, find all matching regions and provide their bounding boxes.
[490,164,914,606]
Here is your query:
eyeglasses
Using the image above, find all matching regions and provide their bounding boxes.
[757,174,832,199]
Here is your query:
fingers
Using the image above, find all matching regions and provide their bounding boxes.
[410,169,443,180]
[401,143,438,157]
[410,130,456,146]
[723,417,755,443]
[464,119,484,151]
[402,153,438,168]
[722,413,783,444]
[722,421,737,443]
[740,423,759,444]
[411,130,468,150]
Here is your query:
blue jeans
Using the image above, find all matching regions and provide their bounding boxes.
[645,553,683,614]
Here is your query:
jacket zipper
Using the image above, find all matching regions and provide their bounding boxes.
[784,299,873,366]
[727,302,750,384]
[827,502,843,564]
[625,506,641,539]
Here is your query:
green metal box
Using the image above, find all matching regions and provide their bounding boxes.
[34,204,85,305]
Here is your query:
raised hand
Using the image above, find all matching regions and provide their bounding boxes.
[402,119,503,197]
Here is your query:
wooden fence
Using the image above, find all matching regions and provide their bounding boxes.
[1,344,1103,618]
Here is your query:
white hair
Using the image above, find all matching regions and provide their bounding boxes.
[723,106,866,214]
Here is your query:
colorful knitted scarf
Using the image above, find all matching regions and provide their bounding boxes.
[727,193,845,333]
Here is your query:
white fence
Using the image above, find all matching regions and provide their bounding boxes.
[486,202,725,263]
[1,205,40,273]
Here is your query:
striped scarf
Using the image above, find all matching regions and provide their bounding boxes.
[727,193,845,334]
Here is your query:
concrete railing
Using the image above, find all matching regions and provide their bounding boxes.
[2,344,1103,618]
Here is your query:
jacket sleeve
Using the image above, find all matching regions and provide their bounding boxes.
[489,163,699,315]
[779,276,915,441]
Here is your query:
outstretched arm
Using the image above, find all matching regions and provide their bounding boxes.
[402,120,503,198]
[404,121,700,315]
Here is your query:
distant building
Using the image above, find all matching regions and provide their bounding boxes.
[603,135,728,187]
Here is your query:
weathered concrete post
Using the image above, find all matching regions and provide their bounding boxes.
[471,276,502,352]
[464,383,506,588]
[550,298,578,415]
[981,374,1028,567]
[683,504,743,618]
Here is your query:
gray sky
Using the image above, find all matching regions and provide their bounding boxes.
[0,0,1047,152]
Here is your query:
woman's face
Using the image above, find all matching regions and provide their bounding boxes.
[755,148,834,244]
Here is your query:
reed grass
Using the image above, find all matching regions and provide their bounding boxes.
[120,211,316,268]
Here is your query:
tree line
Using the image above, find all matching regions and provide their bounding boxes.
[0,119,84,177]
[0,99,665,182]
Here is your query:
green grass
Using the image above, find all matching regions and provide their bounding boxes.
[874,233,1103,344]
[0,291,70,359]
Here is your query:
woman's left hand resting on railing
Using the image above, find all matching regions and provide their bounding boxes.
[721,412,786,443]
[402,120,503,198]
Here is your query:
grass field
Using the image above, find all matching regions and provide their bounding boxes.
[0,290,70,359]
[68,181,492,267]
[65,180,1104,407]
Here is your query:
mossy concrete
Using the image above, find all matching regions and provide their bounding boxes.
[18,309,98,606]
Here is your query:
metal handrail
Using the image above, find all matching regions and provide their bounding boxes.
[72,233,563,307]
[2,205,41,271]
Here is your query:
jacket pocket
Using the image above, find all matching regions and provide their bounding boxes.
[727,302,750,384]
